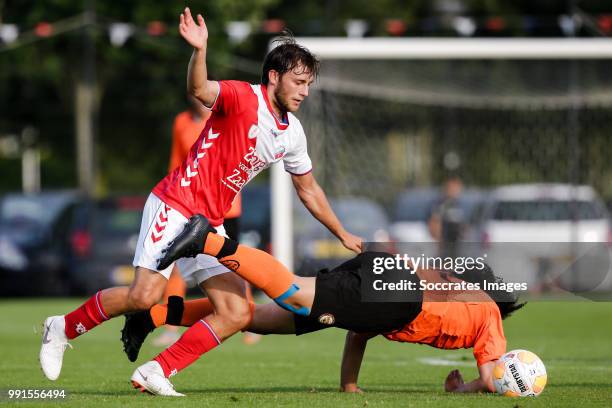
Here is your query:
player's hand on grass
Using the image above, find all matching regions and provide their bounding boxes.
[444,369,465,392]
[340,383,364,393]
[179,7,208,50]
[341,232,363,254]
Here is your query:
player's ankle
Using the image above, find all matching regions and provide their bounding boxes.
[273,284,311,316]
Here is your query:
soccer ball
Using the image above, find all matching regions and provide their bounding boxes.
[493,349,547,397]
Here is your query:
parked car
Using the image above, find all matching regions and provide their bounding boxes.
[0,191,84,296]
[469,183,612,292]
[390,187,485,243]
[294,197,390,276]
[389,188,439,243]
[67,196,145,294]
[473,183,610,244]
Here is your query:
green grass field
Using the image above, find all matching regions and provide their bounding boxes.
[0,299,611,407]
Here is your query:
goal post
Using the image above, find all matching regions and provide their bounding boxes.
[292,38,612,59]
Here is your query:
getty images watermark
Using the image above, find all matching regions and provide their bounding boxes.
[359,242,612,302]
[371,253,527,293]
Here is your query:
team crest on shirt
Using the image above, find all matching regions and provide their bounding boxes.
[318,313,335,325]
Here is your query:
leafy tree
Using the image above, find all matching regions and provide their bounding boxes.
[0,0,277,193]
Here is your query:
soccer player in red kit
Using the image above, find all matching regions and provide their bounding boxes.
[39,7,362,387]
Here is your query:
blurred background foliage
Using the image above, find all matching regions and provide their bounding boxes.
[0,0,277,193]
[0,0,611,193]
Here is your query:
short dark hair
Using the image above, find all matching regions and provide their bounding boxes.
[454,263,526,320]
[261,33,320,85]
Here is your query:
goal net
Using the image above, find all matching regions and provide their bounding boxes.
[295,38,612,206]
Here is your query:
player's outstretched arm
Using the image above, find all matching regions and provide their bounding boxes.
[179,7,219,109]
[340,331,377,393]
[291,173,363,253]
[444,362,496,393]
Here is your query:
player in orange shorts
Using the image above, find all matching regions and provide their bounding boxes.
[128,215,525,396]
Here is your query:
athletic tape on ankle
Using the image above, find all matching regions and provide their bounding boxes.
[273,284,310,316]
[166,296,185,326]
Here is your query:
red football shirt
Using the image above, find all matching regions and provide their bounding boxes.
[153,80,312,226]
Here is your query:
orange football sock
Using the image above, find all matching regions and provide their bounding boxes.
[203,233,293,299]
[164,266,187,302]
[180,298,214,326]
[150,297,255,328]
[150,298,215,328]
[150,303,167,327]
[203,234,225,257]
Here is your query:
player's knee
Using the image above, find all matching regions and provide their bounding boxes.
[127,289,158,310]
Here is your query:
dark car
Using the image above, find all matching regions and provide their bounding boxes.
[0,191,84,296]
[67,196,146,294]
[294,197,391,276]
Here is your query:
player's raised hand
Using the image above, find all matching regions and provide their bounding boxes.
[179,7,208,50]
[341,232,363,254]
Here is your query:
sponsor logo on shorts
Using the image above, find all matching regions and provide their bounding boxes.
[318,313,335,325]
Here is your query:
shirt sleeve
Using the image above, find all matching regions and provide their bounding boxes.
[210,80,252,116]
[473,305,507,366]
[283,120,313,175]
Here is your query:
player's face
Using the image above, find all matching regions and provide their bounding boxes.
[274,65,314,113]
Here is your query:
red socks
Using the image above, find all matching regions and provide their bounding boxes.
[64,291,109,339]
[154,319,221,377]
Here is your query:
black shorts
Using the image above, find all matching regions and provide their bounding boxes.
[294,252,423,335]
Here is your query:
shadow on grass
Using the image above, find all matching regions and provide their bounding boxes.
[168,385,450,395]
[75,385,439,396]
